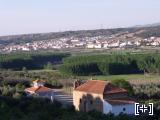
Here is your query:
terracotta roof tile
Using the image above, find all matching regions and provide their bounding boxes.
[74,80,127,94]
[103,83,127,94]
[25,86,52,93]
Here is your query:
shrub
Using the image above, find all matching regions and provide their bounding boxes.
[111,79,134,95]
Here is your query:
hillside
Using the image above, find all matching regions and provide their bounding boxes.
[1,25,160,53]
[1,25,160,45]
[0,28,129,45]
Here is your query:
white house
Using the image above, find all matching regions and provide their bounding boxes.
[119,42,127,48]
[103,43,109,48]
[108,40,120,48]
[134,41,141,46]
[25,80,54,100]
[86,43,95,48]
[94,44,102,49]
[151,41,160,46]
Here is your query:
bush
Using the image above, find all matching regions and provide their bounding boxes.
[43,62,54,70]
[133,83,160,99]
[111,79,134,95]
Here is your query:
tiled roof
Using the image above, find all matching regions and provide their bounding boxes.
[74,80,127,94]
[25,86,52,93]
[105,99,135,105]
[103,83,127,94]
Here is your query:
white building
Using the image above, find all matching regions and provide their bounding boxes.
[103,43,109,48]
[134,41,141,46]
[94,44,102,48]
[25,80,54,100]
[103,99,135,115]
[151,41,160,46]
[22,47,30,51]
[119,42,127,48]
[108,40,120,48]
[86,44,95,48]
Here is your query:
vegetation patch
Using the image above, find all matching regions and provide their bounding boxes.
[0,52,70,70]
[60,53,160,76]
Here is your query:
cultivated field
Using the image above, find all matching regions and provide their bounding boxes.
[77,74,160,85]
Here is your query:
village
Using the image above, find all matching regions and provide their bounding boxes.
[2,34,160,53]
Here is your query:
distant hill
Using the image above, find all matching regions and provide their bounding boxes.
[135,25,160,38]
[0,24,160,45]
[0,28,132,45]
[134,22,160,28]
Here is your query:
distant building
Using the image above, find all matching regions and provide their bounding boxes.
[108,40,120,48]
[119,42,127,48]
[73,80,135,115]
[94,44,102,48]
[151,41,160,46]
[86,44,95,48]
[134,41,141,46]
[71,39,79,43]
[21,47,30,51]
[103,43,109,49]
[86,43,102,49]
[25,80,54,100]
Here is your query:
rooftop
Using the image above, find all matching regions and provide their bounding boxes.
[25,86,52,93]
[74,80,127,94]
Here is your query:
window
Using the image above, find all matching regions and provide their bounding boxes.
[123,108,126,111]
[90,100,93,105]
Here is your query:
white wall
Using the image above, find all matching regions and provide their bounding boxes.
[112,104,135,115]
[103,101,135,115]
[103,101,112,114]
[33,82,44,87]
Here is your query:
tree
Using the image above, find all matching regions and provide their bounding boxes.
[44,62,54,70]
[15,83,25,92]
[22,67,28,73]
[111,79,134,95]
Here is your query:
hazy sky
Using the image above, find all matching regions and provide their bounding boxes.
[0,0,160,36]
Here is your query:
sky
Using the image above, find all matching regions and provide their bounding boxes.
[0,0,160,36]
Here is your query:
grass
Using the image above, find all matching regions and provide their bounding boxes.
[77,74,143,80]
